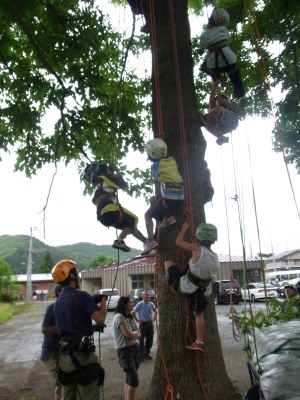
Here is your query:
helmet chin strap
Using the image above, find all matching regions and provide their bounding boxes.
[70,270,80,289]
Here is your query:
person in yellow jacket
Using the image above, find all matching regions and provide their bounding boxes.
[83,161,148,253]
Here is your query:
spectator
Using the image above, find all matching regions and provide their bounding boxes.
[113,296,141,400]
[40,285,62,400]
[131,290,157,361]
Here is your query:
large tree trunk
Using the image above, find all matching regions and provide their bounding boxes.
[148,0,240,399]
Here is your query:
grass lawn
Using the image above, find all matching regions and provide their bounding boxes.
[0,302,33,325]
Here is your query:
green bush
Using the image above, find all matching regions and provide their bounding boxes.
[228,297,300,335]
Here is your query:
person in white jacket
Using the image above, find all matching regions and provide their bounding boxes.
[199,8,246,100]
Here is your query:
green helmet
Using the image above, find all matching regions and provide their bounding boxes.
[195,223,218,243]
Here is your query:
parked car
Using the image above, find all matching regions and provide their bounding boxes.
[242,282,278,302]
[287,277,300,288]
[129,289,155,306]
[98,288,120,310]
[213,280,242,305]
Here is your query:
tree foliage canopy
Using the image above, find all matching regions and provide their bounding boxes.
[0,0,299,176]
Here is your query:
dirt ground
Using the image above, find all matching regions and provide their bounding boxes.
[0,303,250,400]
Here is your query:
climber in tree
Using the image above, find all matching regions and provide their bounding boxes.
[141,138,184,256]
[202,80,244,145]
[199,7,246,102]
[83,162,148,253]
[164,222,220,351]
[127,0,151,34]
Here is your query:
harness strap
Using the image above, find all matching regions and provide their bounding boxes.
[208,40,229,52]
[163,182,184,189]
[186,269,210,288]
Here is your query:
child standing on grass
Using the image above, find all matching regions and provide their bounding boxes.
[164,222,220,351]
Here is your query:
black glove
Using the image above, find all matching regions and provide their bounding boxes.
[93,294,108,304]
[93,323,107,333]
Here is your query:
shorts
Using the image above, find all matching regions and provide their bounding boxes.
[117,344,140,387]
[115,208,138,231]
[166,265,207,314]
[218,106,239,134]
[146,195,182,221]
[166,265,185,290]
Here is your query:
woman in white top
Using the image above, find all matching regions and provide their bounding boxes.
[113,296,141,400]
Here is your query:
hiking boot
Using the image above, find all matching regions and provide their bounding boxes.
[186,342,204,352]
[112,240,131,252]
[140,239,158,256]
[160,216,176,229]
[216,136,229,146]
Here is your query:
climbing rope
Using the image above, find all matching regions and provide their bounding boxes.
[242,0,300,220]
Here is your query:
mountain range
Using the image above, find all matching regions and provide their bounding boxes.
[0,235,140,274]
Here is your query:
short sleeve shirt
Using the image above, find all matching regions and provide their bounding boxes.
[113,313,138,349]
[54,287,99,337]
[133,301,156,322]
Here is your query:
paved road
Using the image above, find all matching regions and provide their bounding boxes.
[0,301,267,399]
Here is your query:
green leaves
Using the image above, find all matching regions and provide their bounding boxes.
[0,0,299,177]
[228,297,300,336]
[0,0,147,175]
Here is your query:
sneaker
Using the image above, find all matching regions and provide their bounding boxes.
[112,240,131,252]
[216,136,229,146]
[160,216,176,229]
[140,239,158,256]
[143,354,153,360]
[186,342,204,352]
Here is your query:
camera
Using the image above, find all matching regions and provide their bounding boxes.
[92,294,108,304]
[79,337,95,353]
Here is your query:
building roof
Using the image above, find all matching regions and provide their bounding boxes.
[15,273,53,282]
[266,249,300,261]
[81,253,260,276]
[82,255,157,275]
[217,254,259,262]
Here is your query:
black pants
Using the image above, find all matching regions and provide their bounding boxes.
[201,61,245,99]
[139,321,154,357]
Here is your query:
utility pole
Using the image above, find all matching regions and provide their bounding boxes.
[26,227,36,302]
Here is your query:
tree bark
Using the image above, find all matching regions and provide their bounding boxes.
[148,0,240,398]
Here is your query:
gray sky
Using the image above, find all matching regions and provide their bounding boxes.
[0,116,299,257]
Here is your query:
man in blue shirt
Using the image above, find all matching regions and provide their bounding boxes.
[131,290,157,361]
[52,259,107,400]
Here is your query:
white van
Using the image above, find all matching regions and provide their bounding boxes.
[98,288,120,310]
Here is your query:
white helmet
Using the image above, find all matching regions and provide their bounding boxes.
[210,8,230,27]
[146,138,167,160]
